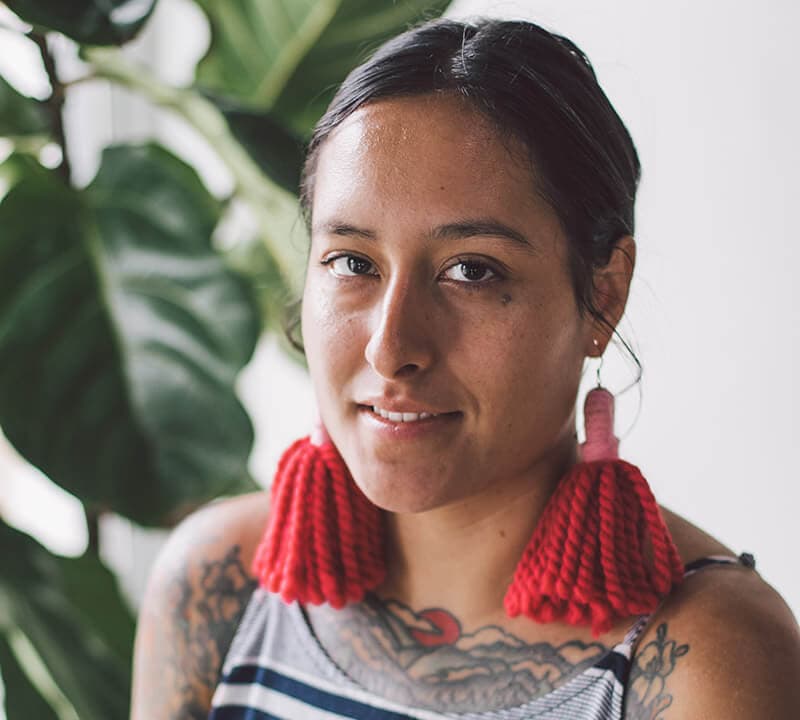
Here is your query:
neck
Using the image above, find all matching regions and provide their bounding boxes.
[378,432,578,627]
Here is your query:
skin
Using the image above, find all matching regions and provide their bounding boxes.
[130,95,800,718]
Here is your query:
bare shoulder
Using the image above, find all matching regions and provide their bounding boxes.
[624,508,800,719]
[130,491,270,720]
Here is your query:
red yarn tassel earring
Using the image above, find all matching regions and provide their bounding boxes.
[256,355,681,634]
[504,350,684,636]
[252,421,385,608]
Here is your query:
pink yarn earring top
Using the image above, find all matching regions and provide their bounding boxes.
[580,387,619,462]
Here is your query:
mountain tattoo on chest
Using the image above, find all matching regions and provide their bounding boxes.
[306,595,612,712]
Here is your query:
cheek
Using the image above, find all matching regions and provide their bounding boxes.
[302,277,364,389]
[467,298,584,414]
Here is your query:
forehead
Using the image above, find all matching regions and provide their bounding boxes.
[311,94,551,228]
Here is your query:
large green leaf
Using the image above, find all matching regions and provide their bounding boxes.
[57,553,135,663]
[0,521,131,719]
[0,633,59,720]
[195,0,452,133]
[194,0,324,111]
[4,0,157,45]
[0,146,259,525]
[0,75,49,139]
[220,105,305,195]
[273,0,452,133]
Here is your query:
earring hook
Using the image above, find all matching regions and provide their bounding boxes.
[592,338,604,388]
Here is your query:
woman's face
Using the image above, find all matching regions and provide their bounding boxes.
[302,94,594,514]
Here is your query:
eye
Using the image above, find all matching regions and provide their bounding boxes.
[323,254,377,277]
[442,259,499,284]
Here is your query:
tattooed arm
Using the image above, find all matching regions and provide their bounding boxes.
[624,563,800,719]
[130,492,268,720]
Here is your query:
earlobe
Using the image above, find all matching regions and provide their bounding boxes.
[585,235,636,354]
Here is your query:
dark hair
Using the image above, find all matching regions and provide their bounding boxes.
[293,17,640,348]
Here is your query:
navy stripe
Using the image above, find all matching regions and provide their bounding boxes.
[593,650,629,685]
[210,706,283,720]
[221,665,419,719]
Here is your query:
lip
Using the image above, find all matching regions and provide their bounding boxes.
[357,404,462,439]
[358,397,455,415]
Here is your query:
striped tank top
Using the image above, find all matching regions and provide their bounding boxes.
[209,555,753,719]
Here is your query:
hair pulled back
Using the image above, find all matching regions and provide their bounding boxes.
[299,17,640,323]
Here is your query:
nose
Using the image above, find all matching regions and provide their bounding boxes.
[364,276,436,379]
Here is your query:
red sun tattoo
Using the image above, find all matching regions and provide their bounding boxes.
[409,608,462,647]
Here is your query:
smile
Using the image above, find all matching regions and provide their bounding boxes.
[358,405,462,439]
[371,406,437,422]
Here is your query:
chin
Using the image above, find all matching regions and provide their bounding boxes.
[350,464,453,515]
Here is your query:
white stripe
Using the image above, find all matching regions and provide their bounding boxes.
[213,664,625,720]
[582,665,624,691]
[218,656,451,720]
[214,682,351,720]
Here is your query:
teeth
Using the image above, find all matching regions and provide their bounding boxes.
[372,406,436,422]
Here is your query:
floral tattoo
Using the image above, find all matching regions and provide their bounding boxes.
[625,623,689,719]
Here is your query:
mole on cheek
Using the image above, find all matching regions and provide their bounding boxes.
[501,294,512,306]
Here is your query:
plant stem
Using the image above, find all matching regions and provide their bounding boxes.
[30,31,71,183]
[84,47,306,297]
[28,41,103,555]
[63,72,98,88]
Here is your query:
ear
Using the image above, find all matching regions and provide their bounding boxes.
[583,235,636,356]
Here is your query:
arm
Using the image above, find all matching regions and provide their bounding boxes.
[624,565,800,719]
[130,492,268,720]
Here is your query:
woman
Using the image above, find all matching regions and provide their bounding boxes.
[130,18,800,719]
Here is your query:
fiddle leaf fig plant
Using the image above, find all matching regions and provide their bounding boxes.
[0,0,451,715]
[0,146,260,527]
[0,74,48,138]
[4,0,158,45]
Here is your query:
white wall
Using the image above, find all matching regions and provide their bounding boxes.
[1,0,797,618]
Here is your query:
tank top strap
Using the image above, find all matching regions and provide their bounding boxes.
[619,552,756,652]
[684,552,756,576]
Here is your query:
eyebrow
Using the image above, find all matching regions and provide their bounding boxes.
[433,220,535,250]
[314,218,536,251]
